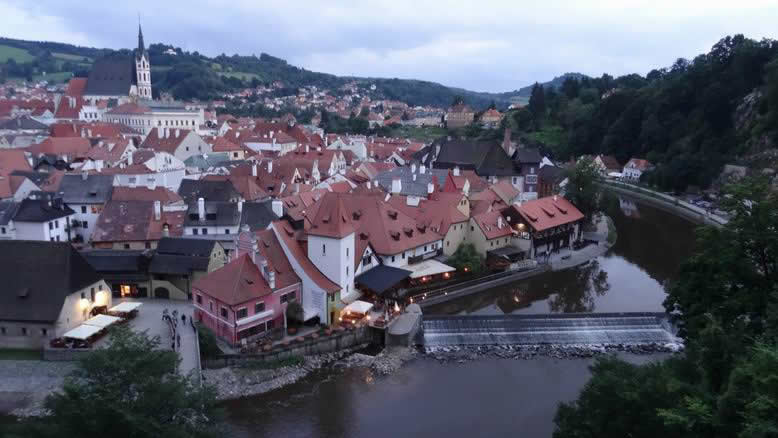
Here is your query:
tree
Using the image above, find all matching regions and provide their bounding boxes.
[554,177,778,438]
[451,95,465,107]
[13,326,221,438]
[447,244,485,274]
[286,301,304,324]
[564,156,601,219]
[528,83,546,121]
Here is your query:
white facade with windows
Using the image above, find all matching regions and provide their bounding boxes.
[308,232,355,294]
[15,216,74,242]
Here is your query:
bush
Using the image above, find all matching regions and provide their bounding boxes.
[447,243,485,274]
[195,323,221,359]
[286,301,304,325]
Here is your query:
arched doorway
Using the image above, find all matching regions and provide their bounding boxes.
[154,287,170,299]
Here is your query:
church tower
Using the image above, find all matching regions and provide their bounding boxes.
[135,24,152,99]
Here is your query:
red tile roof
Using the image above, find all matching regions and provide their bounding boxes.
[27,137,92,158]
[307,192,356,238]
[271,220,340,294]
[140,127,190,154]
[516,196,584,232]
[92,200,185,243]
[193,254,273,305]
[111,186,183,204]
[473,210,513,240]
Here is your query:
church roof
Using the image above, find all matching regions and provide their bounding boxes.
[84,57,137,97]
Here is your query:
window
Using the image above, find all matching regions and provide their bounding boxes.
[236,308,248,319]
[363,255,372,266]
[129,177,137,184]
[346,266,349,276]
[81,206,87,214]
[81,292,85,299]
[224,229,230,234]
[267,319,274,330]
[0,227,4,234]
[220,307,228,319]
[209,301,213,311]
[281,292,296,304]
[471,226,474,232]
[255,302,265,313]
[82,221,88,229]
[391,255,396,263]
[530,167,535,174]
[90,288,95,302]
[145,242,151,249]
[49,222,53,230]
[322,244,326,255]
[196,294,202,304]
[41,328,48,336]
[124,243,130,249]
[202,228,208,235]
[346,247,349,257]
[56,236,60,242]
[233,152,239,158]
[21,327,27,336]
[193,229,199,235]
[1,327,6,335]
[50,237,55,242]
[402,252,406,259]
[55,220,59,228]
[424,245,427,251]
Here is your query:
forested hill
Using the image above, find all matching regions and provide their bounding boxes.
[509,35,778,191]
[0,36,512,108]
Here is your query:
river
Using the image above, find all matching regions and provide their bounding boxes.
[223,196,698,437]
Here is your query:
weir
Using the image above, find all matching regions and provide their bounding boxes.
[422,312,679,347]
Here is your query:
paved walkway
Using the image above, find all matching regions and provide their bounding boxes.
[97,298,199,378]
[545,215,613,272]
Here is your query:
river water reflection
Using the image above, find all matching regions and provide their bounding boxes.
[224,197,698,437]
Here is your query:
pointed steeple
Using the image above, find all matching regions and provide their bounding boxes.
[137,22,145,57]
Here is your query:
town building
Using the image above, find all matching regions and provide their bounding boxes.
[192,227,302,346]
[11,198,75,242]
[140,128,212,162]
[502,195,584,258]
[445,103,475,128]
[82,25,152,104]
[56,173,114,243]
[102,102,205,136]
[0,241,111,349]
[623,158,653,182]
[91,200,185,250]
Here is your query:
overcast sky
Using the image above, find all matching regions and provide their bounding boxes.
[2,0,777,92]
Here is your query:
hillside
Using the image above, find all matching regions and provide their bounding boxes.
[0,36,512,109]
[504,35,778,191]
[498,72,589,102]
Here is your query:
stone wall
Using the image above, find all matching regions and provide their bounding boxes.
[203,325,380,369]
[43,346,93,361]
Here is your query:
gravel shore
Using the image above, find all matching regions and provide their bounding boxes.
[0,360,75,417]
[204,345,417,401]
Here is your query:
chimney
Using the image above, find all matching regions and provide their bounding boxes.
[412,174,417,181]
[268,270,276,289]
[272,199,283,218]
[553,195,558,201]
[153,201,161,221]
[251,235,259,265]
[237,200,243,213]
[198,197,205,221]
[411,163,417,173]
[427,182,434,195]
[305,144,309,153]
[251,163,257,177]
[81,171,88,181]
[175,129,180,138]
[162,223,170,237]
[391,178,402,193]
[366,181,372,190]
[453,166,460,177]
[420,165,426,174]
[497,216,503,229]
[267,160,273,174]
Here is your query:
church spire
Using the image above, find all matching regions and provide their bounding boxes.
[137,21,145,56]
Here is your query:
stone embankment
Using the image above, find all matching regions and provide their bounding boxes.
[0,360,76,417]
[204,346,416,400]
[423,342,683,364]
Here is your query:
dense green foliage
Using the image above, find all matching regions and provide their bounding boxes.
[564,156,601,219]
[447,243,486,274]
[510,35,778,191]
[11,326,221,438]
[196,322,222,359]
[553,177,778,438]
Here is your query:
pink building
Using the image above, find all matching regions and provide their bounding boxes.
[192,227,301,346]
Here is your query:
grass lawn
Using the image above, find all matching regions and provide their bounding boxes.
[0,44,35,63]
[33,71,73,83]
[385,125,447,142]
[52,52,92,63]
[218,71,265,81]
[0,348,42,360]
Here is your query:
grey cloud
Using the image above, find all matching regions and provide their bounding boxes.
[2,0,777,92]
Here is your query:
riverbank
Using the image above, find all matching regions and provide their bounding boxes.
[204,346,417,401]
[0,360,75,417]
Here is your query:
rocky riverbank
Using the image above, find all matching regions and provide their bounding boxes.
[423,342,683,363]
[204,345,417,400]
[0,360,76,417]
